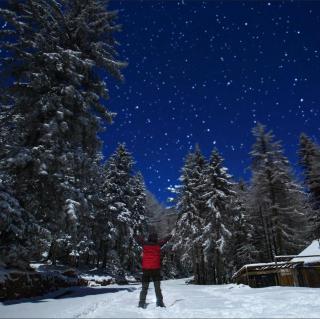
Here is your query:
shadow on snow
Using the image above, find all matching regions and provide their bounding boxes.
[2,286,138,306]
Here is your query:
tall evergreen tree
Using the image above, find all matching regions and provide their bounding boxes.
[299,133,320,238]
[201,149,233,283]
[229,180,257,272]
[170,147,257,283]
[98,144,147,273]
[127,172,148,271]
[74,154,104,267]
[170,145,207,282]
[249,124,307,261]
[0,0,126,264]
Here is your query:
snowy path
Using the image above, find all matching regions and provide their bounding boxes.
[1,279,320,318]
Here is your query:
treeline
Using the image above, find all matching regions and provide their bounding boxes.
[166,124,320,284]
[0,0,148,273]
[1,1,320,287]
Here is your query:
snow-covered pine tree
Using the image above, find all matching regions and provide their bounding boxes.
[201,149,234,284]
[0,182,50,269]
[92,163,114,270]
[74,154,105,267]
[299,133,320,239]
[0,0,126,265]
[229,180,258,273]
[170,145,207,283]
[249,123,308,261]
[127,172,148,271]
[0,108,15,188]
[98,144,147,273]
[96,144,132,271]
[1,91,45,270]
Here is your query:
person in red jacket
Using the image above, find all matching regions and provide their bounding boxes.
[137,232,171,309]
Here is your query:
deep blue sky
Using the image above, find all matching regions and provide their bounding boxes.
[2,1,319,204]
[102,0,320,204]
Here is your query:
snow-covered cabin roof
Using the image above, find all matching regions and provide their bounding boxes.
[291,240,320,264]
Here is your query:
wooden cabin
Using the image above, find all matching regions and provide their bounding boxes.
[232,261,300,288]
[232,240,320,288]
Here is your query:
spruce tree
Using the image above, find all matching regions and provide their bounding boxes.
[0,0,126,264]
[127,172,148,271]
[74,154,104,267]
[0,182,49,269]
[170,145,207,283]
[98,144,147,273]
[299,133,320,238]
[249,124,307,260]
[170,147,257,283]
[229,181,257,272]
[201,149,234,283]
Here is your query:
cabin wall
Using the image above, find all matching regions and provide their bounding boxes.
[301,265,320,287]
[278,269,295,286]
[235,272,277,288]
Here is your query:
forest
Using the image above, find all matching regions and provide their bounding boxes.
[1,0,320,288]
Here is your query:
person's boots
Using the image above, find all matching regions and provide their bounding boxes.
[138,301,147,309]
[156,300,165,307]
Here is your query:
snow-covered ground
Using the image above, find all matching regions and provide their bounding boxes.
[1,279,320,318]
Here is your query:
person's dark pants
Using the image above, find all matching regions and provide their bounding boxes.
[139,269,163,304]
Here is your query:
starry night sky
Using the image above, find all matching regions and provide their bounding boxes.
[89,0,320,202]
[103,1,320,203]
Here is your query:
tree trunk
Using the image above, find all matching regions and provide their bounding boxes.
[47,240,57,265]
[259,205,273,261]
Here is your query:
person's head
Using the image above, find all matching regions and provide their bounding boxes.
[148,232,158,243]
